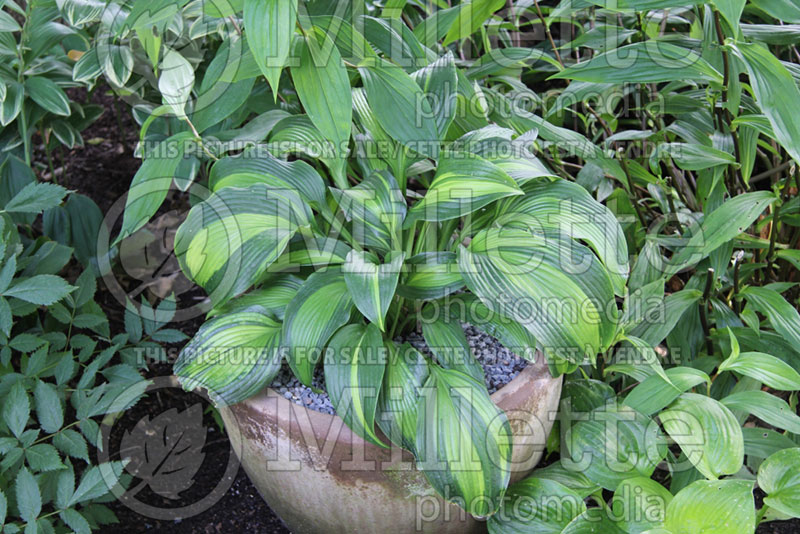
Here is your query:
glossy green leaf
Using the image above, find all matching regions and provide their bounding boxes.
[660,393,744,480]
[447,293,538,363]
[665,192,776,276]
[407,151,522,224]
[411,52,457,139]
[612,477,673,534]
[25,76,71,116]
[291,30,351,180]
[740,286,800,350]
[442,0,504,45]
[735,41,800,164]
[720,390,800,434]
[751,0,800,21]
[415,365,511,517]
[622,367,710,415]
[496,178,629,294]
[359,58,440,159]
[376,342,429,453]
[758,448,800,518]
[324,323,387,447]
[174,184,310,305]
[562,508,627,534]
[551,42,723,84]
[283,269,354,385]
[564,402,666,490]
[488,477,586,533]
[421,308,483,382]
[175,309,283,405]
[664,479,755,534]
[719,351,800,390]
[208,274,302,320]
[656,143,737,171]
[343,251,404,331]
[116,131,195,243]
[244,0,297,99]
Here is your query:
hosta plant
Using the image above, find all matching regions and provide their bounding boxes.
[109,4,635,517]
[111,0,800,529]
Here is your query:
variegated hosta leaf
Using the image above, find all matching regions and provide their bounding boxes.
[208,151,328,211]
[174,184,311,306]
[415,365,512,517]
[421,305,484,382]
[331,170,407,252]
[323,323,387,447]
[495,178,629,295]
[458,227,617,365]
[269,115,343,179]
[343,250,405,331]
[376,342,429,453]
[208,274,303,320]
[446,294,538,363]
[406,151,522,225]
[265,236,352,274]
[175,309,283,405]
[454,126,556,183]
[283,269,354,386]
[487,477,587,534]
[410,51,457,139]
[396,252,464,300]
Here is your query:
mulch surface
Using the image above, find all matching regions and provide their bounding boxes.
[54,88,800,534]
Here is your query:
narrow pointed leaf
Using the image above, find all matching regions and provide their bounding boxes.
[359,58,440,159]
[376,342,429,453]
[488,478,586,533]
[421,309,483,382]
[244,0,297,99]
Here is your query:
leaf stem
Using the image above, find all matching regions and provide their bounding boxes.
[699,267,715,355]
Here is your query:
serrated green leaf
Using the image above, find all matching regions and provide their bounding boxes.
[4,183,69,214]
[33,381,62,434]
[3,382,29,438]
[15,467,41,522]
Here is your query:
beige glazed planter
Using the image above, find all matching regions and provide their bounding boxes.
[219,356,562,534]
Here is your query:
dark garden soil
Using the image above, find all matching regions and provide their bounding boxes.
[54,89,800,534]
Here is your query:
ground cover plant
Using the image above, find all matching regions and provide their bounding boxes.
[2,0,800,531]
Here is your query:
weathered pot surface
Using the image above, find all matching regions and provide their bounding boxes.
[219,356,562,534]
